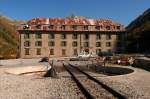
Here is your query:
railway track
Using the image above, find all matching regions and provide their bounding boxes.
[63,62,127,99]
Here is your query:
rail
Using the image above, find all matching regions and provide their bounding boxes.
[64,62,127,99]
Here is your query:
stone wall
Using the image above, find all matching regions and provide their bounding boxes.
[133,57,150,71]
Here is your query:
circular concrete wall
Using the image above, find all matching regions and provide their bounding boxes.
[95,66,134,75]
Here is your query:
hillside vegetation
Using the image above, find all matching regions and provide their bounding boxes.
[0,15,21,59]
[126,8,150,53]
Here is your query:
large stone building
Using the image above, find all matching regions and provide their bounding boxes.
[18,16,125,58]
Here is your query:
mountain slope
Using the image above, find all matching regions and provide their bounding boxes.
[127,8,150,31]
[126,8,150,53]
[0,15,21,59]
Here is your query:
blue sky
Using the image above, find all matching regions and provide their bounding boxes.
[0,0,150,26]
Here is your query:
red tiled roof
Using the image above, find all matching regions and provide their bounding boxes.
[27,17,121,26]
[18,16,125,31]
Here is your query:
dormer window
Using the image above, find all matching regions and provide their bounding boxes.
[48,25,54,29]
[106,26,111,30]
[100,25,103,29]
[72,25,77,30]
[84,26,88,30]
[36,24,41,29]
[117,26,120,30]
[95,25,103,30]
[61,25,65,30]
[95,26,100,30]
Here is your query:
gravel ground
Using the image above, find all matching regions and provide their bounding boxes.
[78,77,116,99]
[98,78,149,99]
[96,67,150,99]
[0,60,150,99]
[65,64,116,99]
[0,67,84,99]
[67,61,150,99]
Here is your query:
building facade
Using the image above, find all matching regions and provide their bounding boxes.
[18,17,125,58]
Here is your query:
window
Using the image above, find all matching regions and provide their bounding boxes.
[72,33,78,39]
[72,25,77,30]
[48,33,55,39]
[106,42,111,47]
[24,34,30,39]
[62,49,66,56]
[95,25,103,30]
[83,42,89,47]
[73,49,78,55]
[48,25,54,29]
[36,24,41,29]
[96,49,101,55]
[72,41,77,47]
[95,26,100,30]
[61,41,66,47]
[106,34,111,40]
[117,26,120,30]
[106,26,111,30]
[96,33,101,40]
[36,48,41,55]
[83,33,89,40]
[24,41,30,47]
[83,26,88,30]
[35,41,42,46]
[48,41,55,47]
[35,33,42,39]
[25,48,30,55]
[61,33,66,39]
[61,25,65,30]
[50,49,54,55]
[96,42,101,47]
